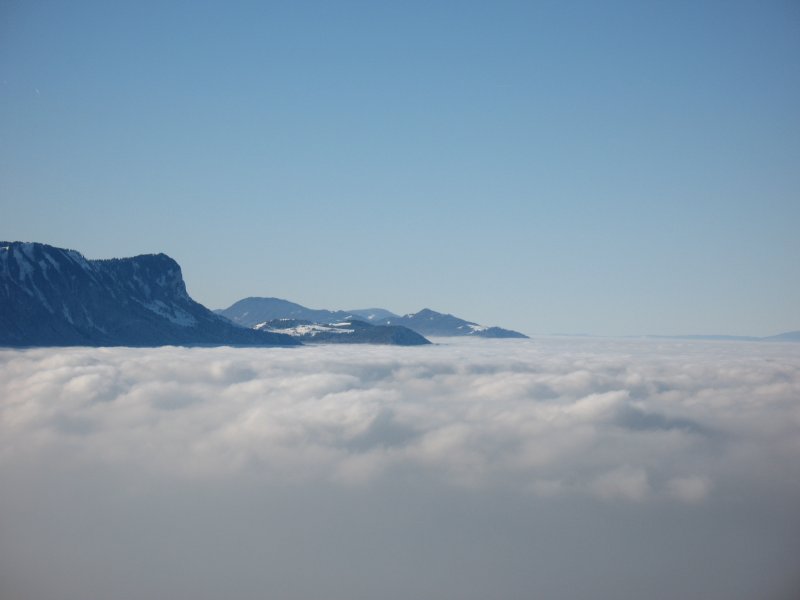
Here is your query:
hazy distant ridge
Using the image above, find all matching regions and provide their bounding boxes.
[643,332,800,343]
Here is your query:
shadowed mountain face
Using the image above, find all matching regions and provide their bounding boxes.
[219,299,528,339]
[0,242,298,347]
[378,308,528,338]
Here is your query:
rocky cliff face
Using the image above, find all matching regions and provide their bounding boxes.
[0,242,298,347]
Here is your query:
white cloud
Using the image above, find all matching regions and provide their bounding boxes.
[590,465,650,502]
[667,475,712,503]
[1,338,799,599]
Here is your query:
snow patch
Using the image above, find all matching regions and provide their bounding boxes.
[14,247,34,281]
[255,322,354,337]
[137,299,197,327]
[82,308,108,334]
[20,242,37,259]
[131,274,152,298]
[66,249,92,272]
[62,305,74,324]
[44,253,61,271]
[38,259,53,282]
[24,281,54,313]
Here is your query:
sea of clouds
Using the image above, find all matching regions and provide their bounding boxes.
[1,337,798,599]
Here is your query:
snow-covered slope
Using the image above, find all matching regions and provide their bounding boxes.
[255,318,430,345]
[0,242,298,347]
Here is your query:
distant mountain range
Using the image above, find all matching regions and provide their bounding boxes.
[0,242,300,347]
[216,297,529,339]
[253,319,430,345]
[763,331,800,342]
[5,241,794,348]
[643,332,800,343]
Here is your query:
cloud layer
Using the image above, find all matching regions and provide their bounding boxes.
[1,338,799,599]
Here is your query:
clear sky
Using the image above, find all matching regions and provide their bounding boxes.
[2,0,798,336]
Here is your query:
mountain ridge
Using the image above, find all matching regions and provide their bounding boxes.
[218,297,528,339]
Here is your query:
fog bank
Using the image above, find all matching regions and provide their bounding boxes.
[1,338,798,599]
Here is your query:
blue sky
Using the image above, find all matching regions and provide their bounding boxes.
[2,1,798,336]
